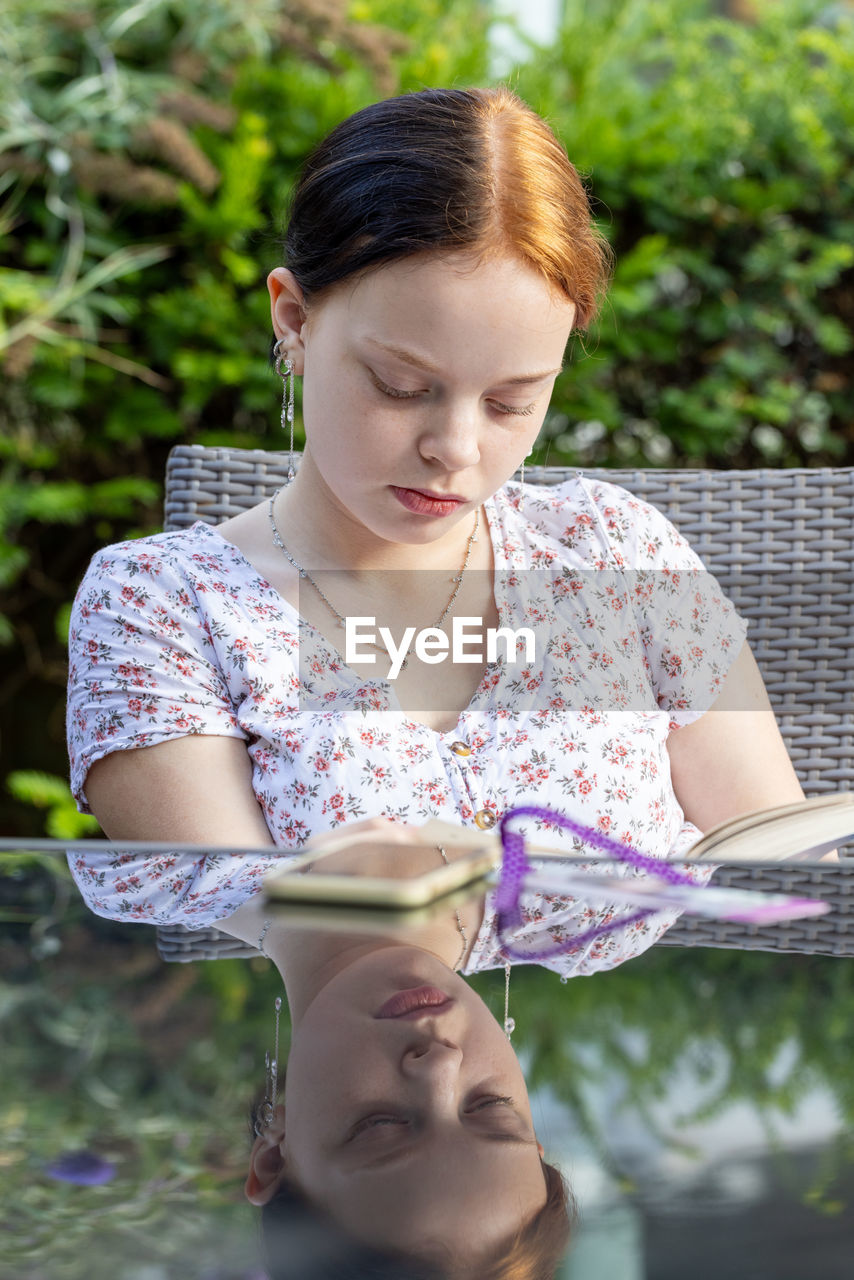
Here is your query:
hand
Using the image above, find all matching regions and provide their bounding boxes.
[302,816,460,879]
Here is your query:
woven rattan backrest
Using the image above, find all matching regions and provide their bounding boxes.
[164,445,854,796]
[157,445,854,960]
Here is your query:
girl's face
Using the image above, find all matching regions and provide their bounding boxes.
[268,251,576,545]
[265,946,547,1260]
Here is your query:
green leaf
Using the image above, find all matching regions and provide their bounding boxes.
[7,770,74,809]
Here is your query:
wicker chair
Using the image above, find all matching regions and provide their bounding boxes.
[156,445,854,963]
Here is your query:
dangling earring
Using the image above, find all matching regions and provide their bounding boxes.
[520,459,526,486]
[274,339,296,484]
[504,963,515,1039]
[255,995,283,1136]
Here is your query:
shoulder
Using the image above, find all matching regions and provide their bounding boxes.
[69,524,255,662]
[73,523,261,618]
[491,475,699,570]
[81,523,231,584]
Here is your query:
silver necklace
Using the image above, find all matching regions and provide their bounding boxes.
[434,845,514,1038]
[267,491,480,673]
[437,843,469,970]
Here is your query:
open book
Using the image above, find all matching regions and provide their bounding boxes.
[417,792,851,866]
[262,794,850,923]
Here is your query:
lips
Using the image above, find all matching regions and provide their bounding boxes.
[408,488,467,502]
[391,486,466,517]
[375,985,455,1019]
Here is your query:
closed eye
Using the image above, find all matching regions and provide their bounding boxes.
[371,372,536,417]
[350,1115,408,1138]
[370,373,424,401]
[348,1096,515,1139]
[490,401,536,417]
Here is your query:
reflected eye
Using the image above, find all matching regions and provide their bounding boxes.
[351,1114,408,1137]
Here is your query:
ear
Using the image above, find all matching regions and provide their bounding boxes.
[537,1141,544,1159]
[245,1104,288,1206]
[267,268,308,374]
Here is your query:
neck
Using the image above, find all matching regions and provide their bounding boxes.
[277,450,484,574]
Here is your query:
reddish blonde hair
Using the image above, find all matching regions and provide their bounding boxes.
[283,86,611,330]
[462,85,611,326]
[260,1157,574,1279]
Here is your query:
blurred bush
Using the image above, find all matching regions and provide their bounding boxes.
[521,0,854,468]
[0,0,491,832]
[1,0,853,831]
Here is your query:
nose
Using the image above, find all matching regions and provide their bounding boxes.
[401,1036,463,1085]
[419,403,481,472]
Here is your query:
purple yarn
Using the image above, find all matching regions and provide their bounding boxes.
[496,805,701,961]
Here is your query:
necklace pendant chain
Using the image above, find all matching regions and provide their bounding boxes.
[268,493,481,654]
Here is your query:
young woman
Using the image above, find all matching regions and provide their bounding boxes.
[67,84,802,968]
[66,84,804,1273]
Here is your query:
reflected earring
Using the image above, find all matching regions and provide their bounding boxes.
[274,339,296,483]
[255,994,283,1136]
[504,963,515,1039]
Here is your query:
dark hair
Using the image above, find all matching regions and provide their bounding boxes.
[259,1160,574,1280]
[281,86,610,328]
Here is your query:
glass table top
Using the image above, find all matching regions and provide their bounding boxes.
[3,847,853,1279]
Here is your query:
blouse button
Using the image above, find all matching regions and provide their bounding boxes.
[450,740,472,757]
[474,807,497,830]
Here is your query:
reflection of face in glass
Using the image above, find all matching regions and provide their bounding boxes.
[246,945,552,1268]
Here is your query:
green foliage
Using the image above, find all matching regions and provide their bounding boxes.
[1,902,275,1275]
[515,0,854,469]
[6,771,101,838]
[0,0,491,832]
[2,0,854,833]
[4,883,853,1271]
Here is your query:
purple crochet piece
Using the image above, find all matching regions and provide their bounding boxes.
[496,805,701,962]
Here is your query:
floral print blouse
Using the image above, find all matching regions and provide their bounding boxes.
[66,476,747,979]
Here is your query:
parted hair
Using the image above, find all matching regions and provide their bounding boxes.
[259,1158,574,1280]
[282,85,611,328]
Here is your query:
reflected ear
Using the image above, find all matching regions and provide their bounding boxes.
[245,1104,287,1206]
[267,268,308,374]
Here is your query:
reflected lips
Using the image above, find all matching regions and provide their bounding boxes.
[375,986,455,1019]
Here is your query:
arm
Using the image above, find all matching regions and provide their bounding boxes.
[85,735,275,846]
[66,535,285,928]
[83,736,277,939]
[666,639,821,832]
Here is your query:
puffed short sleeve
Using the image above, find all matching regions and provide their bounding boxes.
[578,477,749,729]
[66,536,246,812]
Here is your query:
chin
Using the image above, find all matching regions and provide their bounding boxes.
[345,943,459,989]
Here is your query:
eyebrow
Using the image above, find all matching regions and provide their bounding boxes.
[365,339,563,386]
[346,1130,539,1172]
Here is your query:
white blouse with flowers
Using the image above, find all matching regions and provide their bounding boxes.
[66,476,747,979]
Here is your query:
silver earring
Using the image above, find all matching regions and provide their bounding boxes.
[520,459,526,486]
[255,995,283,1136]
[274,339,296,483]
[504,963,515,1039]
